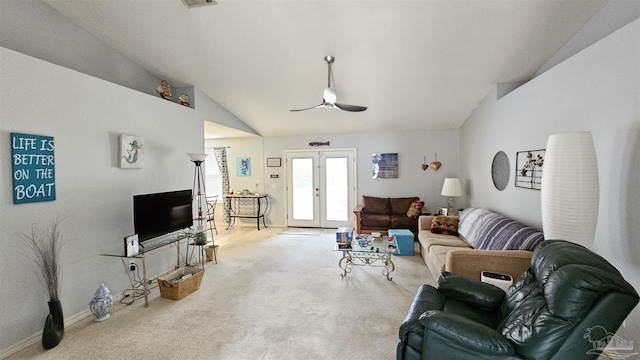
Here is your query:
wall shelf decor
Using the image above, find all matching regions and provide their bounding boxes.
[515,149,545,190]
[156,80,172,100]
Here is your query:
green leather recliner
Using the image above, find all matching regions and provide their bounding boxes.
[397,240,639,360]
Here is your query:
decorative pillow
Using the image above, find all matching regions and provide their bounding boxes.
[407,200,425,219]
[471,212,544,251]
[431,216,459,235]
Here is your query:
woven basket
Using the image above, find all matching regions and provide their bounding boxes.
[157,266,204,300]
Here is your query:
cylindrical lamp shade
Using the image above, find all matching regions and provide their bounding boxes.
[541,132,599,247]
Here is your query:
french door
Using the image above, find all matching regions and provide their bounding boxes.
[285,149,356,228]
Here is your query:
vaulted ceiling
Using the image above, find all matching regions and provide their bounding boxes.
[43,0,608,137]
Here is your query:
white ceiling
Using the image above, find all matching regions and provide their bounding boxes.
[43,0,608,138]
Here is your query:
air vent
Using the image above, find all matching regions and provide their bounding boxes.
[181,0,217,8]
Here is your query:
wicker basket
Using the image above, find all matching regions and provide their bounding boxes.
[157,266,204,300]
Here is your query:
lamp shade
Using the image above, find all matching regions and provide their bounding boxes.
[441,178,463,197]
[187,153,208,162]
[541,132,599,247]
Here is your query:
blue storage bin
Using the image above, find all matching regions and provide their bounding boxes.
[388,229,414,256]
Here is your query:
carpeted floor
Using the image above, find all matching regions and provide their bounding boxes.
[278,228,323,236]
[8,227,435,360]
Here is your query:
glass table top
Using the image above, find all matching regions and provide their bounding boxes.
[100,228,205,258]
[333,235,399,255]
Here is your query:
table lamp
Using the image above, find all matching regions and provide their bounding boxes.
[441,177,462,214]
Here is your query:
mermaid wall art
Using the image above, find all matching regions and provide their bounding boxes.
[119,134,144,169]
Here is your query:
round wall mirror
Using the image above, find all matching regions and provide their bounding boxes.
[491,151,510,191]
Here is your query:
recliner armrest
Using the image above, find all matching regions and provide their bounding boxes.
[398,285,445,340]
[437,272,505,312]
[420,311,515,357]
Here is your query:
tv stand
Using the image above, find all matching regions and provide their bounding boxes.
[101,229,205,307]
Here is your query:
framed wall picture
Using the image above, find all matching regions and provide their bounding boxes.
[267,157,281,167]
[372,153,398,179]
[119,134,144,169]
[236,157,251,176]
[11,132,56,204]
[515,149,545,190]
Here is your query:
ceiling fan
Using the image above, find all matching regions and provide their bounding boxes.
[290,56,367,112]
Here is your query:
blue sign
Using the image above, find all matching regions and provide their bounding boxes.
[11,132,56,204]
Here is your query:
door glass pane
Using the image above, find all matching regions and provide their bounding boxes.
[325,157,348,221]
[292,158,314,220]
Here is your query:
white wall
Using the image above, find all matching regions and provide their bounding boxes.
[209,129,460,228]
[460,19,640,342]
[0,47,206,353]
[0,0,161,97]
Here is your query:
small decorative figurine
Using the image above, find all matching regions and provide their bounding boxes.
[89,284,113,322]
[430,153,441,171]
[178,94,190,107]
[156,80,172,100]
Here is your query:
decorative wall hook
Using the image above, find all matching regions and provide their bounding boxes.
[421,156,428,171]
[430,153,441,171]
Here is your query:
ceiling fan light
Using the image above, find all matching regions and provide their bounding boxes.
[181,0,217,9]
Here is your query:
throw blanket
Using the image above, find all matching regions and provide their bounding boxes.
[458,208,544,251]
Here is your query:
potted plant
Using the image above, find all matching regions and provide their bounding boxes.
[194,231,207,246]
[20,218,64,349]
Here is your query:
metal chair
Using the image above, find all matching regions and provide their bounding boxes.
[206,195,219,263]
[207,195,219,235]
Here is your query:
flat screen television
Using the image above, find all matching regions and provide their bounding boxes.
[133,189,193,242]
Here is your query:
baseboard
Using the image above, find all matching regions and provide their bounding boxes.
[0,293,127,358]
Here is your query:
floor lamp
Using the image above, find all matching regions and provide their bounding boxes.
[188,153,215,265]
[541,132,599,248]
[188,153,208,229]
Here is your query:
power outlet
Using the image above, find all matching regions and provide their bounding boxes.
[129,261,136,271]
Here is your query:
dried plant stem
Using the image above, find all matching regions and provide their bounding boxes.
[21,219,62,301]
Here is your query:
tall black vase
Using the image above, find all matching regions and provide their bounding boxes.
[42,299,64,349]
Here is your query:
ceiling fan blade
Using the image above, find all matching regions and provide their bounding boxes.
[290,103,326,112]
[334,103,368,112]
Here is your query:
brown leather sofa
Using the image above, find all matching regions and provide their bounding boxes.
[353,196,428,236]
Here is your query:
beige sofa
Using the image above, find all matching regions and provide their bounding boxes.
[417,208,545,281]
